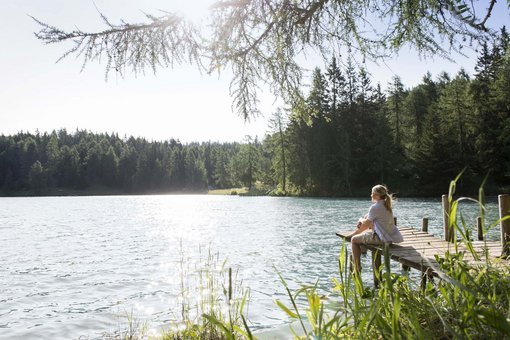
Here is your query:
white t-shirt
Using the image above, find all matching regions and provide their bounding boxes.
[367,200,399,243]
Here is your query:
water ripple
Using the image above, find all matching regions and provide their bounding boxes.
[0,195,501,339]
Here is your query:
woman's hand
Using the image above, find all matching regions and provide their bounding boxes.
[358,217,374,229]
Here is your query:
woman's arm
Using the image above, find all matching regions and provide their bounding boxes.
[347,218,373,238]
[358,217,374,229]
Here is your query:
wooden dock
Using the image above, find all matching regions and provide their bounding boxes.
[336,194,510,287]
[336,227,502,284]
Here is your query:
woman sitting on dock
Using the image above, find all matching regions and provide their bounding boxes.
[347,184,403,273]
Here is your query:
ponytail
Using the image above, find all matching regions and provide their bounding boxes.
[372,184,393,213]
[383,193,393,214]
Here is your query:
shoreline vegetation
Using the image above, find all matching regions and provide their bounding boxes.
[0,185,506,201]
[0,185,505,200]
[112,180,510,339]
[0,185,262,197]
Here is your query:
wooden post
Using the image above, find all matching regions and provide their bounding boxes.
[419,218,429,289]
[372,250,381,288]
[477,216,483,241]
[422,217,429,233]
[499,195,510,257]
[420,271,427,291]
[421,270,434,292]
[442,194,453,242]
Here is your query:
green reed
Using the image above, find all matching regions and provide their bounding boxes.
[275,174,510,339]
[115,174,510,339]
[159,248,252,340]
[112,246,252,340]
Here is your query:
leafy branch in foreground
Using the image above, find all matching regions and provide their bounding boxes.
[32,12,205,79]
[32,0,505,119]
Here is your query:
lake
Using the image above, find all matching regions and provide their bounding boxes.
[0,195,502,339]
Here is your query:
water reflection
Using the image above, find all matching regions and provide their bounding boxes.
[0,195,502,339]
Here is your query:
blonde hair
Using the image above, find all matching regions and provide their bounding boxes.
[372,184,393,213]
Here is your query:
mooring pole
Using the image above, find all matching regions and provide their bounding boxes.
[499,195,510,257]
[372,250,382,288]
[422,217,429,233]
[477,216,483,241]
[442,195,453,242]
[418,217,430,290]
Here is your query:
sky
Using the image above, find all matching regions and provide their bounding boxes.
[1,1,509,143]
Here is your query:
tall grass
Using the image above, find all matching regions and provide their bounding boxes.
[114,175,510,339]
[111,247,252,340]
[159,248,253,340]
[276,176,510,339]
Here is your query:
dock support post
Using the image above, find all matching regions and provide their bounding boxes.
[420,271,427,291]
[499,195,510,257]
[477,216,483,241]
[422,217,429,233]
[421,270,434,292]
[442,194,453,242]
[372,250,381,288]
[419,218,430,290]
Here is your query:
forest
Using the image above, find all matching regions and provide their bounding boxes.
[1,28,509,197]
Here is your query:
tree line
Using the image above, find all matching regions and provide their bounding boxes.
[0,130,268,195]
[1,28,509,197]
[270,27,510,196]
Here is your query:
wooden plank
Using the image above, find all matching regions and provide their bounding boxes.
[335,227,508,282]
[386,247,439,256]
[401,240,444,244]
[400,230,431,235]
[400,235,439,239]
[391,254,439,264]
[399,242,442,247]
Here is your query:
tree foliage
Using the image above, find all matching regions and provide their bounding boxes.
[0,130,260,195]
[3,28,510,196]
[32,0,505,119]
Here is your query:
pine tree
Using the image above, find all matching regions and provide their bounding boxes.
[268,109,289,193]
[46,131,60,184]
[386,76,407,151]
[232,136,261,190]
[285,116,312,195]
[436,70,475,182]
[489,26,510,185]
[28,160,47,195]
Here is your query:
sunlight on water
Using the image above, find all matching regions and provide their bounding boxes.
[0,195,502,339]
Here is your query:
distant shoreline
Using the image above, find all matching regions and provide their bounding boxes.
[0,187,208,198]
[0,188,502,201]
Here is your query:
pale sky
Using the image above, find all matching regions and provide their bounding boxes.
[1,1,509,143]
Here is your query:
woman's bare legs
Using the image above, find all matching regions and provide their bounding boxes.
[351,234,364,273]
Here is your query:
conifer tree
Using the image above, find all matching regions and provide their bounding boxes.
[386,76,407,151]
[268,108,289,193]
[28,160,47,195]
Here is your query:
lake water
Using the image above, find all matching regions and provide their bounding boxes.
[0,195,502,339]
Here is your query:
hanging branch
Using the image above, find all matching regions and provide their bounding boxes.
[478,0,497,30]
[31,12,205,79]
[31,0,503,120]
